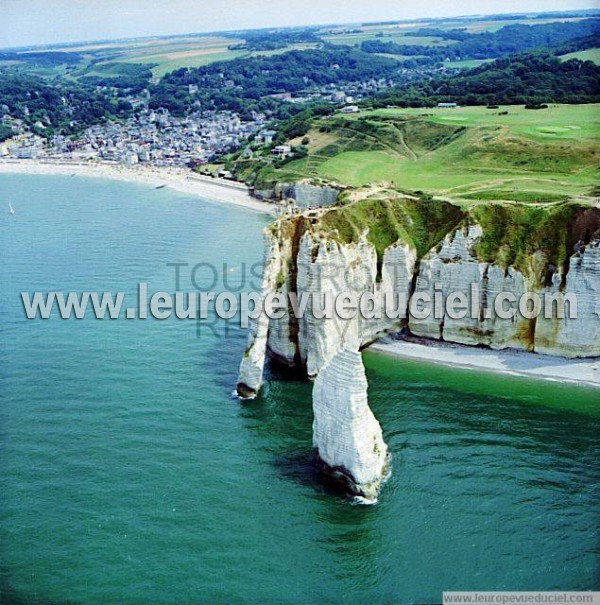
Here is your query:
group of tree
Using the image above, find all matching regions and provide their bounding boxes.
[148,46,400,116]
[0,73,132,138]
[79,62,155,95]
[372,53,600,107]
[0,51,84,67]
[361,18,600,63]
[226,28,322,51]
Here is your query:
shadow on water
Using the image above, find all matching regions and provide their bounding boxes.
[0,571,79,605]
[271,449,345,495]
[272,449,378,503]
[236,364,313,444]
[231,360,350,497]
[233,365,389,595]
[197,319,307,393]
[196,320,248,391]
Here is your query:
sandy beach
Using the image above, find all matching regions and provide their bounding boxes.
[369,337,600,388]
[0,159,277,215]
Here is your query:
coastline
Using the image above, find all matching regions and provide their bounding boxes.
[4,158,598,388]
[368,337,600,389]
[0,159,276,215]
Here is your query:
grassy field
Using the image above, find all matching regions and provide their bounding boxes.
[558,47,600,64]
[444,58,494,69]
[124,46,247,77]
[83,35,246,77]
[365,104,600,140]
[322,32,455,47]
[255,104,599,204]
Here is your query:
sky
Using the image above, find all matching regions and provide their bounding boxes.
[1,0,597,48]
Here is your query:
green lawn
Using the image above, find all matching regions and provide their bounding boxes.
[313,149,597,196]
[364,104,600,141]
[444,59,494,69]
[559,48,600,65]
[265,104,599,203]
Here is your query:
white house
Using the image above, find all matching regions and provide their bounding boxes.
[271,144,292,157]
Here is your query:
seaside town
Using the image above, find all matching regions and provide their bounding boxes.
[0,74,407,169]
[0,107,268,168]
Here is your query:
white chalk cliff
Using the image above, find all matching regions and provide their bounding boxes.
[535,238,600,357]
[237,209,600,397]
[236,200,599,503]
[410,227,600,356]
[312,348,389,500]
[236,229,282,398]
[410,224,534,351]
[273,230,416,378]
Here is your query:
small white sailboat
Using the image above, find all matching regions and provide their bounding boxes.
[9,202,15,215]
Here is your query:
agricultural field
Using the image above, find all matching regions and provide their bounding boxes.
[254,104,599,205]
[321,15,589,45]
[4,34,248,79]
[2,12,595,81]
[117,36,247,77]
[3,36,323,80]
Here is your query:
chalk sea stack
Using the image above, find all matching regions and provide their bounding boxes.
[312,347,389,501]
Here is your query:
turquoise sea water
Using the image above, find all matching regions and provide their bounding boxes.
[1,174,598,604]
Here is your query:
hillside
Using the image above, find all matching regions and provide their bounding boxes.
[375,53,600,107]
[227,103,599,204]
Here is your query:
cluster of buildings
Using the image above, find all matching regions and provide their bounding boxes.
[0,63,453,167]
[0,131,47,159]
[1,108,268,168]
[285,78,393,105]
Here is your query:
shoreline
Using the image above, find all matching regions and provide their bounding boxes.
[4,159,598,388]
[368,337,600,389]
[0,159,276,215]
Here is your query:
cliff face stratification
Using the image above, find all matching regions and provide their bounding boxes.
[410,223,537,351]
[254,180,341,208]
[535,238,600,357]
[236,230,282,398]
[295,231,417,378]
[312,348,389,501]
[237,196,600,399]
[411,226,600,356]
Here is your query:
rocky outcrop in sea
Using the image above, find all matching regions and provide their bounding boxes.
[312,348,389,501]
[236,196,600,498]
